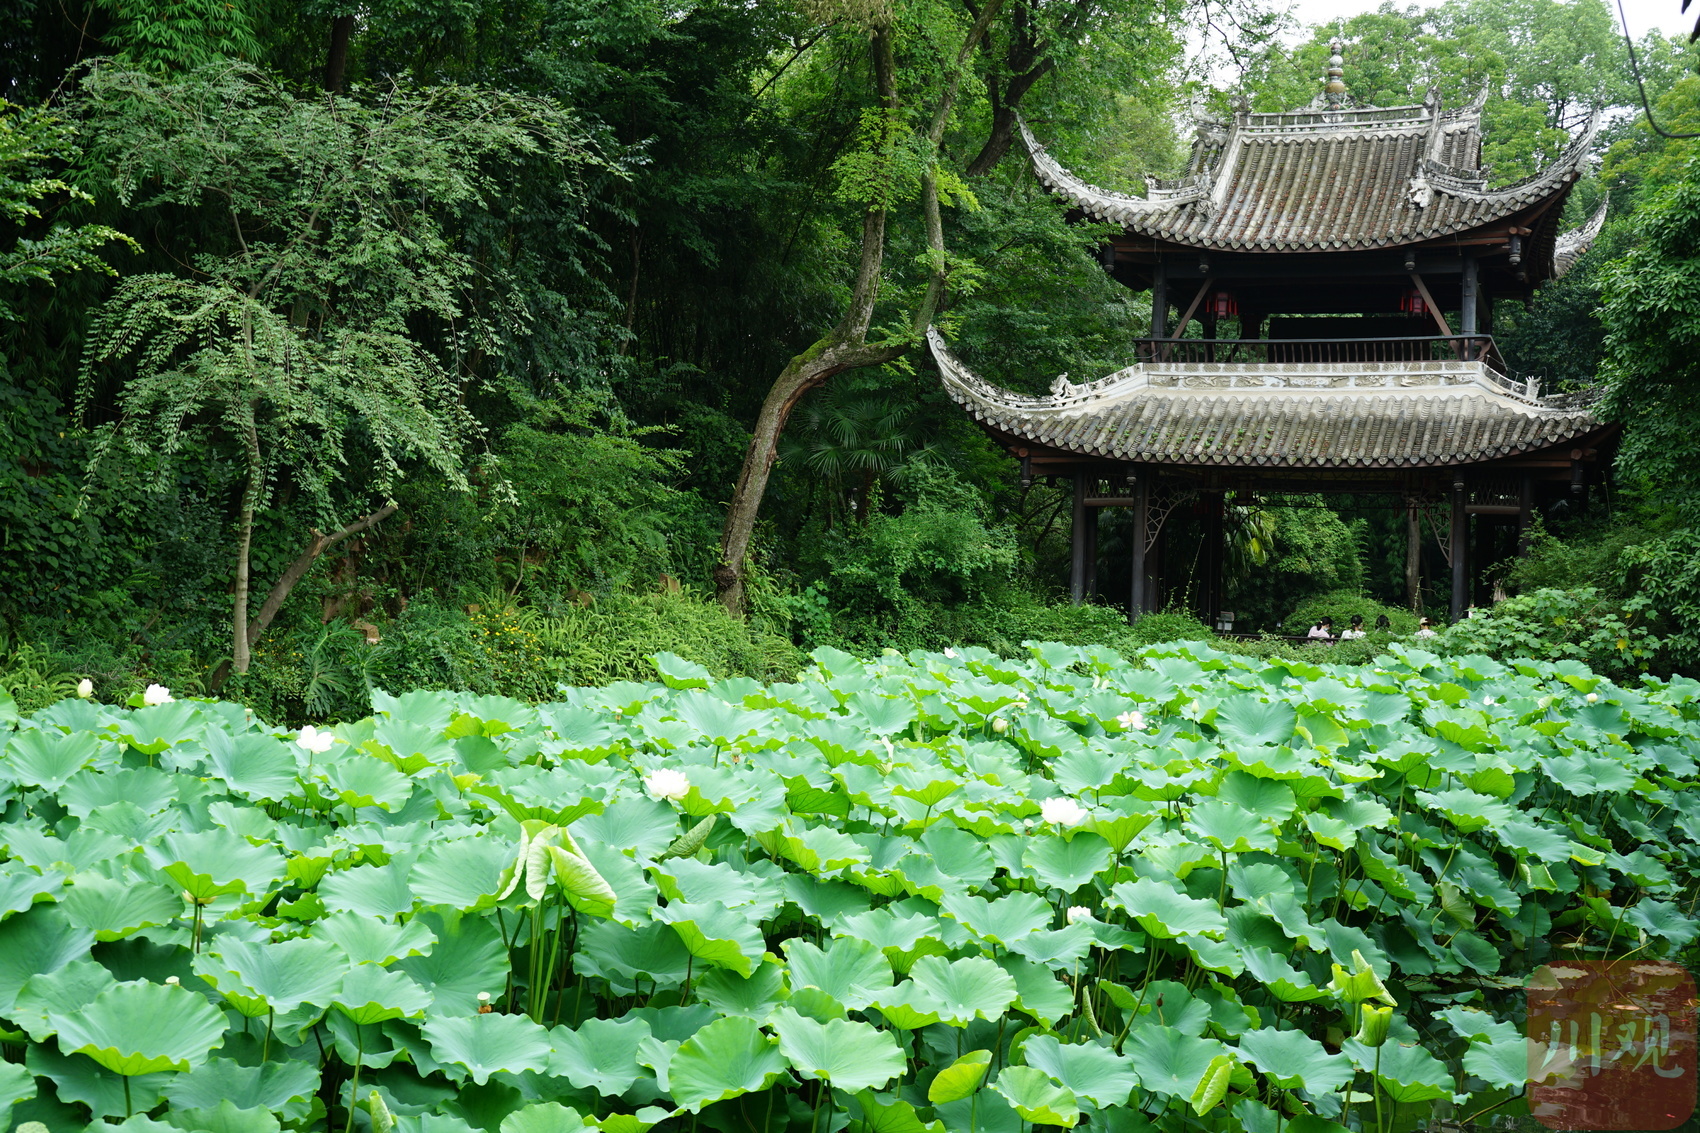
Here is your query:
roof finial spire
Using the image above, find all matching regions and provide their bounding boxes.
[1325,38,1347,111]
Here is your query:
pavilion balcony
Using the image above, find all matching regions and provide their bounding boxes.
[1132,334,1501,368]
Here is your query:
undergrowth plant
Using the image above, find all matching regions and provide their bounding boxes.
[0,640,1696,1132]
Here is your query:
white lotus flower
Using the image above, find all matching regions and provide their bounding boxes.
[1538,695,1555,710]
[944,648,959,659]
[142,684,174,706]
[76,678,93,699]
[296,724,337,754]
[1585,692,1599,703]
[644,768,692,802]
[1117,710,1145,730]
[1040,796,1087,827]
[1482,696,1495,706]
[1066,906,1092,925]
[991,718,1009,734]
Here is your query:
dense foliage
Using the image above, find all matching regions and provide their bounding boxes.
[2,643,1698,1132]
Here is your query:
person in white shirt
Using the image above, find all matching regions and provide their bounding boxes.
[1339,614,1366,640]
[1415,616,1437,638]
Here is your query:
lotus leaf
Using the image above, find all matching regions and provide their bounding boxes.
[665,1015,789,1112]
[53,979,227,1075]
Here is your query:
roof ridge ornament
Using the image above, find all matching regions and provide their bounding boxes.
[1325,39,1348,111]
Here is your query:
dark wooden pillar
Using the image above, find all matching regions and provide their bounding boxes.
[1405,497,1422,612]
[1129,477,1149,621]
[1203,494,1224,628]
[1150,264,1168,338]
[1449,477,1469,623]
[1461,255,1479,337]
[1070,473,1088,604]
[1084,504,1100,599]
[1516,473,1534,555]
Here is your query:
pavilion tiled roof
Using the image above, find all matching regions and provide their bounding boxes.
[928,329,1605,470]
[1022,95,1601,253]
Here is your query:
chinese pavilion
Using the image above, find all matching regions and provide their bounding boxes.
[928,46,1616,626]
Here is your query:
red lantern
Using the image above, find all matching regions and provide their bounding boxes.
[1400,288,1427,317]
[1210,291,1238,319]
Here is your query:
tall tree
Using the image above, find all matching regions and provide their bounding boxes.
[70,64,617,679]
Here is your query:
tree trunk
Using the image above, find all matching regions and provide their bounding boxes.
[211,504,399,692]
[324,13,355,93]
[231,411,264,676]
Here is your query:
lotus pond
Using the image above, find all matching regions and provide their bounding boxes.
[0,641,1697,1133]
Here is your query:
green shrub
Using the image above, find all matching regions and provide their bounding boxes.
[1618,528,1700,672]
[1433,587,1662,678]
[1278,590,1419,636]
[1127,608,1214,646]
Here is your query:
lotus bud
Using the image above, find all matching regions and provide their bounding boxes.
[1538,695,1554,709]
[1066,906,1092,925]
[76,678,93,699]
[1040,796,1088,827]
[1586,692,1598,703]
[1356,1004,1393,1048]
[991,718,1008,734]
[142,683,174,706]
[1482,696,1495,706]
[944,648,959,659]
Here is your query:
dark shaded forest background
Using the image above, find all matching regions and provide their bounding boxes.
[3,0,1700,721]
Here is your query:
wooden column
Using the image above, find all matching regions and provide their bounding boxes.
[1449,478,1469,623]
[1129,477,1149,621]
[1516,473,1534,555]
[1405,497,1422,612]
[1204,494,1224,628]
[1070,474,1088,604]
[1084,504,1100,599]
[1150,264,1168,338]
[1461,255,1479,336]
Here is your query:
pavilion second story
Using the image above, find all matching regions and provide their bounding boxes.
[926,44,1615,490]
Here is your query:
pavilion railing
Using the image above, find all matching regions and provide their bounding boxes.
[1133,335,1502,368]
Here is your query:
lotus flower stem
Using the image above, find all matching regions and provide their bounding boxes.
[123,1075,132,1118]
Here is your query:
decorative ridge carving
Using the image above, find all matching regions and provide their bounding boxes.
[1017,116,1200,218]
[1552,194,1609,278]
[1426,109,1600,203]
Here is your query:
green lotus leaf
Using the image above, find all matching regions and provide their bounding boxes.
[1108,877,1228,940]
[145,828,284,901]
[10,959,117,1042]
[160,1099,281,1133]
[772,1007,904,1093]
[1124,1025,1228,1098]
[577,838,657,926]
[53,979,227,1075]
[1236,1027,1353,1093]
[1022,832,1113,892]
[926,1049,992,1104]
[847,1089,944,1133]
[499,1102,589,1133]
[1240,947,1329,1002]
[576,919,691,989]
[59,875,180,941]
[1625,899,1700,948]
[311,911,437,965]
[0,1060,35,1131]
[320,861,416,920]
[1213,696,1296,748]
[1215,771,1297,822]
[940,890,1052,947]
[421,1012,553,1085]
[192,937,350,1017]
[572,797,680,863]
[665,1015,790,1113]
[652,652,712,689]
[394,908,508,1014]
[905,955,1017,1027]
[998,957,1074,1027]
[409,835,512,911]
[1461,1036,1528,1089]
[547,1016,654,1096]
[1020,1035,1138,1108]
[1186,798,1278,853]
[4,729,102,791]
[25,1040,170,1120]
[0,904,95,1014]
[163,1057,320,1124]
[83,799,177,844]
[993,1065,1079,1127]
[783,935,893,1010]
[653,902,765,977]
[59,766,177,820]
[329,964,431,1025]
[315,755,413,811]
[0,859,65,921]
[1341,1039,1454,1102]
[1413,787,1513,834]
[202,731,298,800]
[696,959,789,1019]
